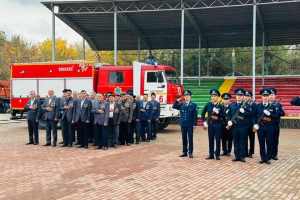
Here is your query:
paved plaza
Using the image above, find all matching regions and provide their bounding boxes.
[0,114,299,200]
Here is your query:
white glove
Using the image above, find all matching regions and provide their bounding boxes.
[203,121,208,128]
[213,107,219,114]
[254,124,259,130]
[239,108,245,113]
[227,121,233,126]
[264,110,270,116]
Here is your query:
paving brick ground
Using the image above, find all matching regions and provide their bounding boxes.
[0,115,299,200]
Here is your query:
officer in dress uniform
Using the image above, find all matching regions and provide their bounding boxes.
[140,94,153,142]
[201,89,225,160]
[91,93,109,150]
[268,87,285,160]
[227,88,252,163]
[119,93,133,146]
[129,92,141,144]
[221,93,233,156]
[73,90,92,149]
[42,89,60,147]
[173,90,198,158]
[244,90,256,158]
[290,96,300,106]
[60,89,76,147]
[24,91,41,145]
[150,93,161,140]
[253,89,278,164]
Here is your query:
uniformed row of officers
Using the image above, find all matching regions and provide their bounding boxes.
[174,87,285,164]
[24,89,161,150]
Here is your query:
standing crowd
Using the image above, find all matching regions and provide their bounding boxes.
[24,89,161,150]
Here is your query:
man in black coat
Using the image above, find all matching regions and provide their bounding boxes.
[73,90,92,149]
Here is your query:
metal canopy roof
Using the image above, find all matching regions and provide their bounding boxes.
[42,0,300,51]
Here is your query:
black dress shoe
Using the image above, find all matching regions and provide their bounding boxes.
[249,154,253,158]
[43,143,51,146]
[152,137,156,140]
[26,142,33,145]
[189,153,193,158]
[52,144,56,147]
[141,139,146,142]
[68,144,73,147]
[272,156,278,160]
[266,160,271,164]
[74,142,80,145]
[227,153,231,157]
[205,155,214,160]
[84,146,88,149]
[33,142,38,145]
[103,147,108,151]
[77,145,84,148]
[60,144,68,147]
[59,141,63,144]
[220,152,227,156]
[92,144,98,147]
[109,144,114,147]
[136,141,140,145]
[259,160,266,164]
[240,158,246,163]
[216,157,220,160]
[113,144,118,148]
[145,139,150,142]
[94,146,102,150]
[127,143,131,146]
[232,158,241,162]
[179,153,188,157]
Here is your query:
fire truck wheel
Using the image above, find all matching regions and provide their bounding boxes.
[38,118,46,130]
[158,118,170,130]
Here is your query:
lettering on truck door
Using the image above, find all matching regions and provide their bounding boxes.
[144,71,167,103]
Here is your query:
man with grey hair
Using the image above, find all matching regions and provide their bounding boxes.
[42,89,60,147]
[73,91,78,100]
[24,91,41,145]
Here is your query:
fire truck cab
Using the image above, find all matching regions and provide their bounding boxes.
[10,61,183,130]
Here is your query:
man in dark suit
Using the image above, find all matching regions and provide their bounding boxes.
[60,89,76,147]
[140,94,153,142]
[150,93,161,140]
[24,91,41,145]
[42,89,60,147]
[73,90,92,149]
[129,92,141,144]
[119,93,133,146]
[89,91,97,145]
[107,94,121,148]
[91,93,109,150]
[173,90,198,158]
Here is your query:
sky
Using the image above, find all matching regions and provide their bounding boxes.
[0,0,82,44]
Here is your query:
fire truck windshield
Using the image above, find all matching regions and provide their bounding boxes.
[165,70,179,84]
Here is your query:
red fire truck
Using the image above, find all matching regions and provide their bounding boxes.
[11,61,184,129]
[0,80,10,113]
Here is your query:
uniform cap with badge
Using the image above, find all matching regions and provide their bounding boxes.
[268,87,277,95]
[221,93,231,99]
[260,88,271,96]
[245,90,253,97]
[235,88,246,95]
[183,90,192,96]
[210,89,220,96]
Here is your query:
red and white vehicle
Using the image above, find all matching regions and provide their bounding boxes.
[11,61,184,129]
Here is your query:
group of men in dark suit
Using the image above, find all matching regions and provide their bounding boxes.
[201,87,285,164]
[25,89,161,151]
